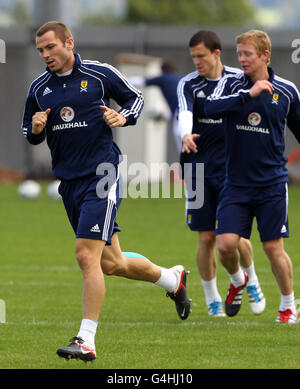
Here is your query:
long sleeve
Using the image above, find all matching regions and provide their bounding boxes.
[102,64,144,126]
[177,76,194,138]
[177,76,194,114]
[287,85,300,143]
[204,75,251,118]
[22,88,46,145]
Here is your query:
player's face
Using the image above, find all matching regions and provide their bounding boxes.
[237,42,269,78]
[190,42,220,78]
[36,30,75,74]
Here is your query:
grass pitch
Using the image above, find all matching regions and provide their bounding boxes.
[0,182,300,370]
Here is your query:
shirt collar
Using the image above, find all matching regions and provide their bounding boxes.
[244,66,274,83]
[46,52,82,77]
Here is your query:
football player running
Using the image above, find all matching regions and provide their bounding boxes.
[22,21,191,362]
[177,30,265,318]
[204,30,300,323]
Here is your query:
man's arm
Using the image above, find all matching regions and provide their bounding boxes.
[287,85,300,143]
[204,75,251,118]
[102,64,144,127]
[22,91,48,145]
[204,76,274,118]
[178,111,200,154]
[128,75,163,89]
[177,76,200,153]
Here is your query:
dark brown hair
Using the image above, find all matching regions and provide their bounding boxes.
[36,21,72,43]
[189,30,222,52]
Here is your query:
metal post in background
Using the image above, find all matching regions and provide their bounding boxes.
[33,0,61,27]
[33,0,79,28]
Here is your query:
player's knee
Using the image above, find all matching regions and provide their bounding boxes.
[239,237,252,251]
[263,240,282,259]
[199,231,216,248]
[217,236,237,257]
[75,247,95,272]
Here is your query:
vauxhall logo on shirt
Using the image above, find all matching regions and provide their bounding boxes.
[52,106,88,131]
[248,112,261,126]
[236,112,270,135]
[61,106,75,122]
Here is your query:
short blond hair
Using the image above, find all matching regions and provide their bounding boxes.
[235,30,272,64]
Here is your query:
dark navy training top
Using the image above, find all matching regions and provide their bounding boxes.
[204,67,300,187]
[177,65,242,178]
[22,53,144,181]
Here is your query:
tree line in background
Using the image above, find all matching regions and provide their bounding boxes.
[10,0,256,28]
[126,0,255,26]
[84,0,255,27]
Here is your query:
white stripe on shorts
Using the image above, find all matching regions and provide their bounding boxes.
[102,166,119,241]
[285,182,288,223]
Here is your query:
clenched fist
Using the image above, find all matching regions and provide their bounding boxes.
[100,105,126,128]
[249,80,274,98]
[32,108,51,134]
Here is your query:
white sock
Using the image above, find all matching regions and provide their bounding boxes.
[201,277,222,306]
[230,268,245,288]
[280,292,296,314]
[77,319,98,347]
[155,267,177,293]
[242,262,258,286]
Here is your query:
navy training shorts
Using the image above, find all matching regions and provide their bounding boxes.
[185,175,224,231]
[58,166,122,245]
[216,182,289,242]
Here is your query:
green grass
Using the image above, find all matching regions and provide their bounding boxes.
[0,183,300,369]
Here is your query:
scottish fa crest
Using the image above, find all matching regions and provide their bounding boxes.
[272,93,279,105]
[80,80,88,92]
